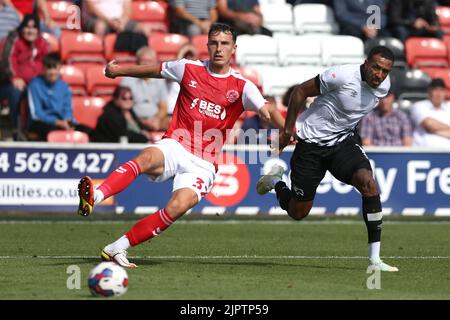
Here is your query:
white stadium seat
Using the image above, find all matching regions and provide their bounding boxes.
[259,0,286,5]
[293,4,339,34]
[235,35,278,65]
[260,3,294,34]
[321,35,365,66]
[251,65,325,97]
[277,34,323,66]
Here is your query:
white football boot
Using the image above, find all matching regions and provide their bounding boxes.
[256,164,285,195]
[101,247,137,268]
[369,258,399,272]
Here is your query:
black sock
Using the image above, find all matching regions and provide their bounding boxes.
[362,195,383,243]
[275,181,291,211]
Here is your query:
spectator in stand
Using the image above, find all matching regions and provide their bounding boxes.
[91,86,151,143]
[410,78,450,148]
[359,90,413,146]
[169,0,218,38]
[165,43,199,127]
[82,0,151,37]
[288,0,333,6]
[121,47,169,131]
[7,0,61,38]
[333,0,390,41]
[388,0,443,42]
[0,0,20,40]
[27,53,92,141]
[0,14,48,131]
[217,0,272,36]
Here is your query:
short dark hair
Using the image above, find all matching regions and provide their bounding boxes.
[208,23,237,43]
[43,52,62,68]
[368,46,395,63]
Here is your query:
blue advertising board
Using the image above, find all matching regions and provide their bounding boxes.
[1,142,449,216]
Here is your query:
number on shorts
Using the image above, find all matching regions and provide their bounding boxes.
[193,177,206,197]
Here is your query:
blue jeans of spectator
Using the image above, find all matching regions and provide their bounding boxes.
[0,82,23,129]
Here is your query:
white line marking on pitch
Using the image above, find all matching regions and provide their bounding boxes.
[0,255,449,260]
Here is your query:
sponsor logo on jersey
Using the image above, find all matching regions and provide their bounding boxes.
[190,98,226,120]
[226,90,240,103]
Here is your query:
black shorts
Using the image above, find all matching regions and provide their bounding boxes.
[290,134,372,201]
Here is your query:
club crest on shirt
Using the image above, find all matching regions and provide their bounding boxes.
[226,90,240,103]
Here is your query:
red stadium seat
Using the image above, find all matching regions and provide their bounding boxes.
[131,1,169,33]
[233,65,263,93]
[424,68,450,98]
[104,33,137,64]
[60,32,105,72]
[405,37,448,69]
[436,6,450,34]
[192,34,209,60]
[149,32,190,61]
[42,32,59,52]
[72,96,106,129]
[47,130,90,143]
[47,1,79,28]
[60,65,86,95]
[86,65,121,97]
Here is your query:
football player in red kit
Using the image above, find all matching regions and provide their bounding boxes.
[77,23,285,267]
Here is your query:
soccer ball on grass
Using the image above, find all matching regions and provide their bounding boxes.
[88,262,128,297]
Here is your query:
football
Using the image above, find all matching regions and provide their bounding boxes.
[88,262,129,297]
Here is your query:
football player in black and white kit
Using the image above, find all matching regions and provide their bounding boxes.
[257,46,398,272]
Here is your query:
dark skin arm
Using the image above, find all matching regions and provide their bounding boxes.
[278,78,320,153]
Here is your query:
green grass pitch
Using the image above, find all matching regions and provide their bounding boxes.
[0,218,449,300]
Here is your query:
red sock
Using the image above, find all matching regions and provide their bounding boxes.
[126,208,174,246]
[97,160,141,200]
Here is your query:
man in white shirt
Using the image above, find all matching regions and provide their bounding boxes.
[121,47,168,131]
[410,78,450,148]
[257,46,399,272]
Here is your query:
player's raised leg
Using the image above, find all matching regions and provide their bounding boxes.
[77,147,165,217]
[101,187,199,267]
[351,168,398,272]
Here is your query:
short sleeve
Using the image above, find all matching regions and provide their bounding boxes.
[160,59,189,83]
[318,65,348,94]
[242,80,265,112]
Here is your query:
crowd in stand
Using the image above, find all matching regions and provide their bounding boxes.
[0,0,450,148]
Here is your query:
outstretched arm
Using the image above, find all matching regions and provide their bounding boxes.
[105,60,163,79]
[278,78,319,153]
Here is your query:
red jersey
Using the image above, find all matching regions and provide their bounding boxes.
[160,59,265,163]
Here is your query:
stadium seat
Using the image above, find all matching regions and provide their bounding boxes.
[436,6,450,34]
[260,3,294,34]
[72,96,106,129]
[321,35,364,66]
[293,4,339,35]
[60,65,86,96]
[104,33,137,64]
[149,33,190,61]
[252,65,324,97]
[46,1,79,28]
[131,1,169,33]
[42,32,59,52]
[60,32,106,72]
[192,34,209,60]
[364,37,406,68]
[277,34,322,66]
[86,65,121,97]
[393,68,431,102]
[405,37,448,69]
[233,65,263,93]
[235,35,278,65]
[47,130,90,143]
